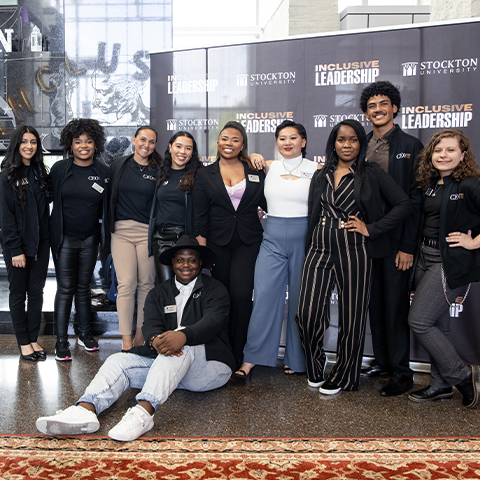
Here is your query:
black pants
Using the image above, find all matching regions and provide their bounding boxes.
[369,253,413,377]
[4,239,50,346]
[152,225,184,285]
[210,228,261,367]
[53,233,99,340]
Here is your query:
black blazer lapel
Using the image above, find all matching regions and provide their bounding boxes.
[211,161,234,209]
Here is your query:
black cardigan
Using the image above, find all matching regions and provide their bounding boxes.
[49,157,111,256]
[431,175,480,288]
[307,162,412,259]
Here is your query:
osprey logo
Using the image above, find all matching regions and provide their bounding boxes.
[450,193,464,201]
[396,152,411,160]
[402,62,418,76]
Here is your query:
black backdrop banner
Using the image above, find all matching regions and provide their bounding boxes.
[150,19,480,366]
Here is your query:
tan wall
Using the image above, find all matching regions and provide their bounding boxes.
[430,0,480,21]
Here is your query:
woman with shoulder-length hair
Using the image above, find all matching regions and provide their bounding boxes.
[193,120,266,367]
[296,119,411,395]
[236,120,321,378]
[0,125,51,360]
[148,131,202,284]
[50,118,111,361]
[110,126,162,351]
[408,129,480,408]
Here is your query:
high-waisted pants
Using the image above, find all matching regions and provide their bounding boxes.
[243,216,307,372]
[54,232,99,341]
[296,223,371,390]
[3,239,50,346]
[111,220,155,335]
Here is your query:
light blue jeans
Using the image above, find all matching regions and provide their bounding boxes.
[78,345,232,414]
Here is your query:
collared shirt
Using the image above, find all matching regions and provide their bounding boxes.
[366,125,396,173]
[174,277,197,329]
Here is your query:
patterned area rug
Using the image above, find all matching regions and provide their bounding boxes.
[1,435,480,479]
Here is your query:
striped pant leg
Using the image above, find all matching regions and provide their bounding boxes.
[328,229,372,391]
[296,228,335,383]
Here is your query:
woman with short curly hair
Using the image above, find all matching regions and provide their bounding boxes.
[50,118,111,361]
[0,125,51,360]
[408,129,480,407]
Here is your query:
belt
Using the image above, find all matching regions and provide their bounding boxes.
[154,225,184,239]
[320,217,346,229]
[423,237,439,249]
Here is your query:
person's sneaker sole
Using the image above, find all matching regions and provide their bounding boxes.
[77,338,99,352]
[36,417,99,435]
[308,379,325,388]
[55,354,72,361]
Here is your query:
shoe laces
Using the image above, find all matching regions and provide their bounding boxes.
[122,407,147,427]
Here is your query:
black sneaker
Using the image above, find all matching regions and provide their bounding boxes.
[55,340,72,361]
[78,333,99,352]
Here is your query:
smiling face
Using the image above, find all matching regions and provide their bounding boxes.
[169,135,193,170]
[71,133,95,165]
[431,137,465,178]
[276,126,306,159]
[172,249,202,285]
[335,125,360,166]
[132,128,157,162]
[364,95,398,132]
[217,128,244,161]
[19,132,38,166]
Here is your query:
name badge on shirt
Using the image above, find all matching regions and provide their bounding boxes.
[248,174,260,183]
[300,171,314,179]
[92,182,104,194]
[164,305,176,313]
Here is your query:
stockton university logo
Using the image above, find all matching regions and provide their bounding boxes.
[402,62,418,76]
[314,115,328,128]
[166,119,177,131]
[236,74,248,86]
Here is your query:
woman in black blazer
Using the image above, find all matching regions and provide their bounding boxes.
[193,121,266,366]
[296,120,411,395]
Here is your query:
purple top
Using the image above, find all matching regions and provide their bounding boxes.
[225,178,246,211]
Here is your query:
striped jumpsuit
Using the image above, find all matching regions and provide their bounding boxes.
[296,166,372,391]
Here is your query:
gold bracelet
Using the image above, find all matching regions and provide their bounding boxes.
[149,335,160,349]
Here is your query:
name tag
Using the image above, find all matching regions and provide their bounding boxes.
[248,174,260,183]
[300,171,313,179]
[92,182,104,194]
[164,305,176,313]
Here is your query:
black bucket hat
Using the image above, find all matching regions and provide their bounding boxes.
[158,235,216,268]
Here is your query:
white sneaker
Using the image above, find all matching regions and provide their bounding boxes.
[108,405,154,442]
[308,379,325,388]
[36,405,99,435]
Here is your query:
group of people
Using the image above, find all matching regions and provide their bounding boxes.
[1,79,479,443]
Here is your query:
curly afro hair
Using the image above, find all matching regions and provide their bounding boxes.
[59,118,106,156]
[360,81,401,118]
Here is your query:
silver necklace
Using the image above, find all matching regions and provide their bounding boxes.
[431,182,443,197]
[282,158,303,175]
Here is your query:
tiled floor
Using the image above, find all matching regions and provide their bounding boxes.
[1,333,478,439]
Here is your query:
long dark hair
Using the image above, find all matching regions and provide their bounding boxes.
[133,125,163,170]
[1,125,50,210]
[157,131,202,192]
[59,118,106,157]
[275,120,308,158]
[317,119,368,183]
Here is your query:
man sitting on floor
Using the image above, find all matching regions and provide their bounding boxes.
[36,235,235,442]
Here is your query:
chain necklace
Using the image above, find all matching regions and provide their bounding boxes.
[431,181,443,197]
[282,157,303,175]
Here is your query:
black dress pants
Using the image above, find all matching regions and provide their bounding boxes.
[368,253,413,377]
[4,239,50,346]
[54,233,99,340]
[209,228,261,367]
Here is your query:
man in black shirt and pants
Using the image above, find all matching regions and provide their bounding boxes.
[359,81,423,396]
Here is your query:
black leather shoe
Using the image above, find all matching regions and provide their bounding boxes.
[455,365,480,408]
[20,352,38,362]
[408,385,453,402]
[379,373,413,397]
[361,363,390,378]
[34,350,47,360]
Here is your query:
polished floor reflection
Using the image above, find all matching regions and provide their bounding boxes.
[0,334,478,439]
